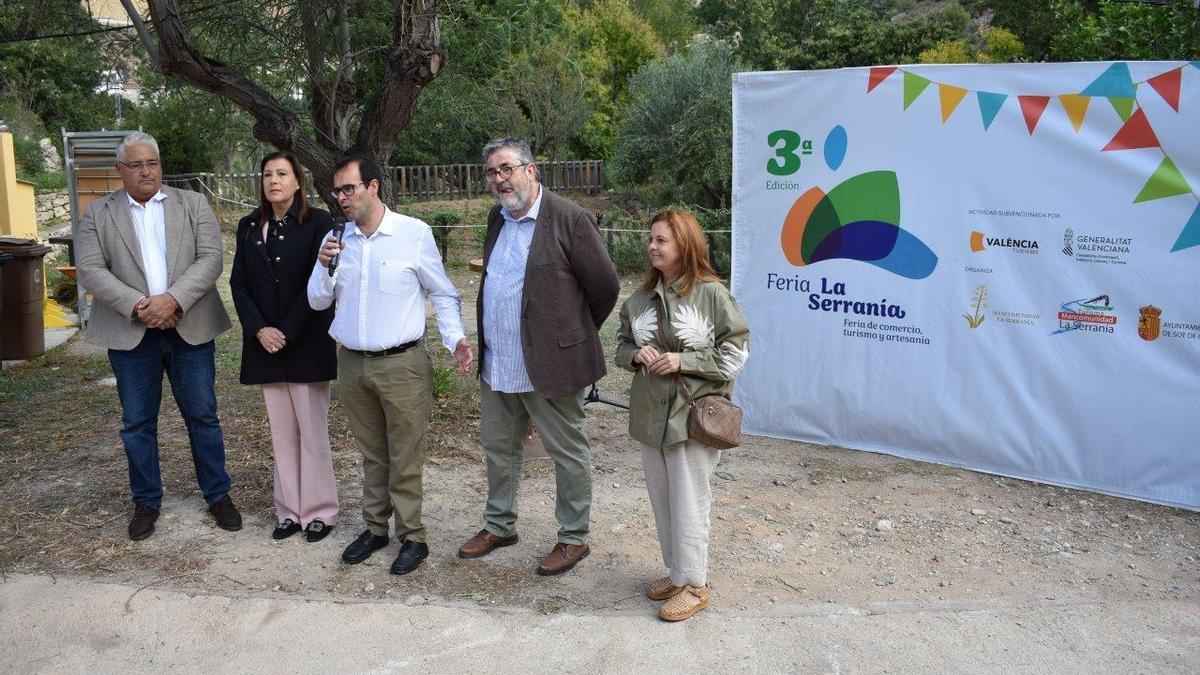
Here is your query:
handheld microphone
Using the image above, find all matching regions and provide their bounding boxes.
[328,222,346,277]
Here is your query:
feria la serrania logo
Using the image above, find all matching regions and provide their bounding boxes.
[770,125,939,280]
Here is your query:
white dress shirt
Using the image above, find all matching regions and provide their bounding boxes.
[307,208,465,353]
[481,187,543,393]
[127,191,169,296]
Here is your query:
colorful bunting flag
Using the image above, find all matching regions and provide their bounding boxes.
[1134,157,1192,203]
[868,67,897,93]
[1018,96,1050,134]
[1148,67,1182,112]
[1173,203,1200,252]
[1102,109,1161,151]
[1080,62,1135,98]
[1192,61,1200,71]
[903,72,931,110]
[938,84,969,122]
[977,91,1007,130]
[1059,94,1091,133]
[1108,96,1135,122]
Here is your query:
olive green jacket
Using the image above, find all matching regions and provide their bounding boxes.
[615,277,750,449]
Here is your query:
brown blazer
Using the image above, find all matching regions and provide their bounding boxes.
[477,187,620,398]
[76,186,232,350]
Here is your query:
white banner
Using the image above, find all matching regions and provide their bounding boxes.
[731,62,1200,509]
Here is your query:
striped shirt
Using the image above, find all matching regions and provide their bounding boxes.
[481,188,544,393]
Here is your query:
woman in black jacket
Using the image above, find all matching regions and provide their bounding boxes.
[230,151,338,543]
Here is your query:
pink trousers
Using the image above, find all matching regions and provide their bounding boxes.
[262,382,338,527]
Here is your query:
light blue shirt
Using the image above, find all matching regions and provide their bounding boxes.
[482,187,544,393]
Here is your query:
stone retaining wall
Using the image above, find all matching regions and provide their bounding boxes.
[36,189,70,225]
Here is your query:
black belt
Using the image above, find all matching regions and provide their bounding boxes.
[344,339,420,357]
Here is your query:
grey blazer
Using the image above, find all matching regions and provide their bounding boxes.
[76,186,232,350]
[477,188,620,398]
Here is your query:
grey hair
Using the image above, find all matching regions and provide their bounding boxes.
[481,136,534,166]
[116,131,160,162]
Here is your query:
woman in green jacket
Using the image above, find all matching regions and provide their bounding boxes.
[615,209,750,621]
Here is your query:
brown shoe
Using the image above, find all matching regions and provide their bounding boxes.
[659,585,710,621]
[646,576,685,601]
[536,542,590,576]
[457,529,519,559]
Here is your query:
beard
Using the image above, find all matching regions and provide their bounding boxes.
[494,181,529,213]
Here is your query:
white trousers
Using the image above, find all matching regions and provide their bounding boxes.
[640,440,721,587]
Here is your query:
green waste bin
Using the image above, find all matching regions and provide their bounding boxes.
[0,237,52,360]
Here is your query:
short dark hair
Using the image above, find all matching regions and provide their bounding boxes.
[332,153,386,200]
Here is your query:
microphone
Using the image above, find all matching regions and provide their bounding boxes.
[327,222,346,276]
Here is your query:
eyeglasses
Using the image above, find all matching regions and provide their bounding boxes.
[484,163,530,182]
[330,181,366,199]
[118,160,161,172]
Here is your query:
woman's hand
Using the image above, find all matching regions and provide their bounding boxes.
[633,345,661,367]
[646,352,681,376]
[257,327,287,354]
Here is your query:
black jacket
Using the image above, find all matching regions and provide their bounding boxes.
[230,202,336,385]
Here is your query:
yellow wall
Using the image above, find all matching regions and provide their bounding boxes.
[0,132,38,238]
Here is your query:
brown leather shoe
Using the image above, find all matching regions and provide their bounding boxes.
[457,529,519,559]
[536,542,590,576]
[659,585,710,621]
[646,576,685,601]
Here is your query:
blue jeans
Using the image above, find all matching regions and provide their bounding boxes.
[108,329,230,510]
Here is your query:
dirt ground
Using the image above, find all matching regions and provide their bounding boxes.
[2,224,1197,619]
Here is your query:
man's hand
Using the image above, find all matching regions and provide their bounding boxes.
[454,338,474,375]
[138,293,181,329]
[646,351,682,376]
[317,234,345,268]
[257,327,287,354]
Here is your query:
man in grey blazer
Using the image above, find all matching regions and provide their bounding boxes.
[457,137,620,575]
[76,131,241,541]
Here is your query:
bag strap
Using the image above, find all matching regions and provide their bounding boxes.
[652,293,697,409]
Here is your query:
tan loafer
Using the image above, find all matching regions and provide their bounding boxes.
[646,576,685,601]
[659,585,710,621]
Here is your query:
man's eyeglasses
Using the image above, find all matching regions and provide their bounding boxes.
[118,160,161,172]
[484,163,530,182]
[330,181,366,199]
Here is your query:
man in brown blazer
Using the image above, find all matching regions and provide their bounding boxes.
[76,131,241,541]
[457,137,620,575]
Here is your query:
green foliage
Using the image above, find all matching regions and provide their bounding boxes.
[134,77,258,174]
[392,0,684,164]
[0,1,119,135]
[1048,0,1200,61]
[698,0,971,71]
[611,40,737,209]
[919,39,973,64]
[598,210,647,274]
[428,209,462,260]
[918,27,1024,64]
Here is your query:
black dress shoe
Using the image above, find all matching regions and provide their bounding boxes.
[390,540,429,575]
[305,519,333,543]
[208,494,243,531]
[128,504,159,541]
[342,530,390,564]
[272,519,301,540]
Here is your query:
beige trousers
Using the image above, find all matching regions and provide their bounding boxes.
[337,346,433,543]
[640,440,721,587]
[263,381,338,527]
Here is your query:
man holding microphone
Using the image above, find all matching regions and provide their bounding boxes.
[308,154,472,575]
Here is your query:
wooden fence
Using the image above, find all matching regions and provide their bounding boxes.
[163,159,604,208]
